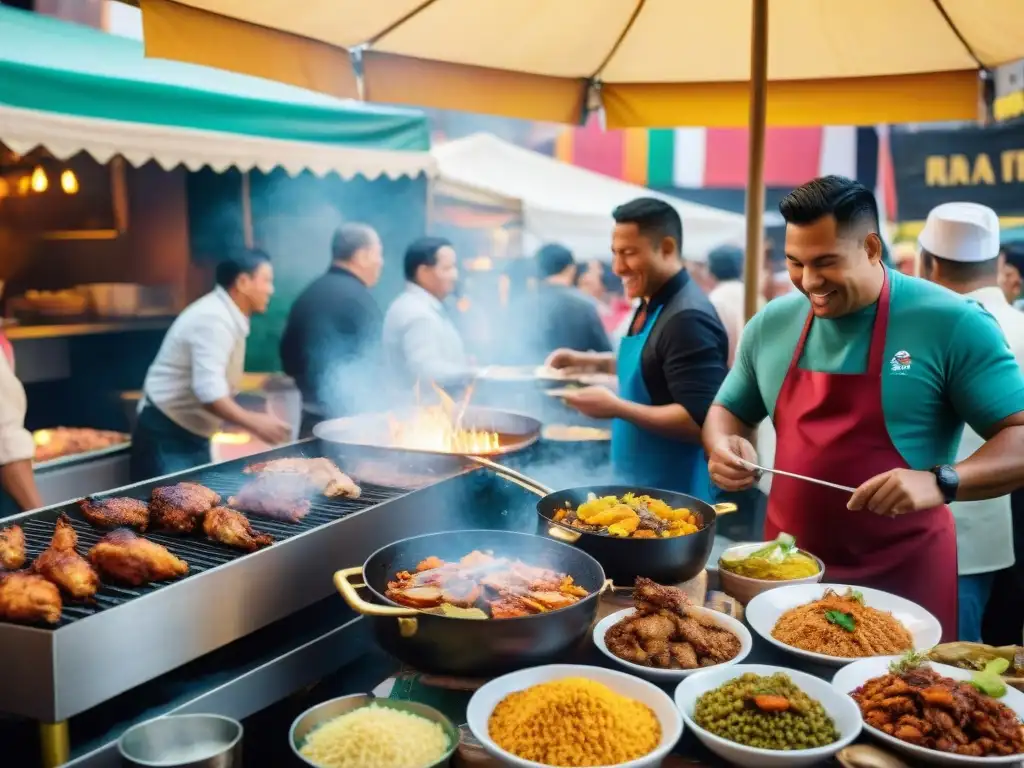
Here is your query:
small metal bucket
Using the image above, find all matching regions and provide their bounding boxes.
[118,714,242,768]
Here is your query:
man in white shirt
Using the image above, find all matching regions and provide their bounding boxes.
[130,248,290,481]
[383,236,472,390]
[0,348,42,515]
[704,245,745,368]
[920,202,1024,641]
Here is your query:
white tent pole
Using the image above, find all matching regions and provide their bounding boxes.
[743,0,769,321]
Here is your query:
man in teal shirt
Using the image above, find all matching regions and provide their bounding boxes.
[704,176,1024,641]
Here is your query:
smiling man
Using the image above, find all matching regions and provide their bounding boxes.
[547,198,729,494]
[703,176,1024,641]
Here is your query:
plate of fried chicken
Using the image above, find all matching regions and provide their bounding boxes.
[594,578,752,682]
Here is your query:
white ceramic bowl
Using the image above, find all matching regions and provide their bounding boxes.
[833,656,1024,766]
[716,542,825,605]
[466,663,682,768]
[745,583,942,668]
[593,607,753,682]
[674,663,862,768]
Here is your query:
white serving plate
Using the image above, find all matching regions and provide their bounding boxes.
[465,663,682,768]
[832,656,1024,766]
[745,583,942,668]
[674,663,862,767]
[593,607,752,682]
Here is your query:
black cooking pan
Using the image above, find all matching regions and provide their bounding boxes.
[470,460,736,586]
[334,529,610,677]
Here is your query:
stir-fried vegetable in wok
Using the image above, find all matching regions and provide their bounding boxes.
[553,492,700,538]
[386,550,589,619]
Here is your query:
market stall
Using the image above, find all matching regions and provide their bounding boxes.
[0,5,435,506]
[433,132,745,259]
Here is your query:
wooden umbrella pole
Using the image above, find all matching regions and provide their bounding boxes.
[742,0,770,322]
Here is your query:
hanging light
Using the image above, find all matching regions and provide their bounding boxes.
[0,178,8,199]
[30,166,48,193]
[60,169,79,195]
[17,175,31,196]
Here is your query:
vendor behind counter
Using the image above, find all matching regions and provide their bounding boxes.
[0,337,42,516]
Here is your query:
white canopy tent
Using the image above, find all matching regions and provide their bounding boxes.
[432,133,745,259]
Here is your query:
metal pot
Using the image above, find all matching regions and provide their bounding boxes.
[289,693,459,768]
[117,714,242,768]
[534,484,736,585]
[334,529,610,677]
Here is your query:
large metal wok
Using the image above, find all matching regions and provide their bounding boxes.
[334,529,609,676]
[313,405,542,475]
[476,463,736,585]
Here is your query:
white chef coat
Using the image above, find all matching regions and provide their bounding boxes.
[953,286,1024,576]
[708,280,745,368]
[382,282,470,387]
[0,353,34,466]
[142,286,248,438]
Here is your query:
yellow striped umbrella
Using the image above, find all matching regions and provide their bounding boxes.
[129,0,1024,317]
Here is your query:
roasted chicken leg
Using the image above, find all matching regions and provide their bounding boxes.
[203,507,273,552]
[89,529,188,586]
[33,514,100,599]
[79,496,150,531]
[0,525,26,570]
[228,474,312,523]
[150,482,221,534]
[244,457,361,499]
[0,572,62,624]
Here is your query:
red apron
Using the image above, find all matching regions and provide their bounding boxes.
[764,270,958,642]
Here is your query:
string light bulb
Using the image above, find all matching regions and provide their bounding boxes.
[30,166,48,193]
[60,169,79,195]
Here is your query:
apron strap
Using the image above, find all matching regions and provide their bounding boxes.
[866,267,892,377]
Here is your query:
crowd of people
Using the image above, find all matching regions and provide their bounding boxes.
[2,173,1024,647]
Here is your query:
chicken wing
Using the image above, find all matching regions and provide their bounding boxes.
[150,482,221,534]
[79,496,149,531]
[33,514,100,599]
[203,507,273,552]
[228,474,311,523]
[0,572,62,624]
[0,525,26,570]
[244,457,361,499]
[89,529,188,586]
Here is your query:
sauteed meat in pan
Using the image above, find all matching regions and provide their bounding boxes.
[386,550,589,619]
[554,492,701,539]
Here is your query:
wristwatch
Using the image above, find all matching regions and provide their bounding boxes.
[930,464,960,504]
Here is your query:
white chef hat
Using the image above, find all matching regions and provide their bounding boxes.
[918,202,1000,263]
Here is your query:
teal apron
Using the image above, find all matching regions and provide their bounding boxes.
[610,305,712,496]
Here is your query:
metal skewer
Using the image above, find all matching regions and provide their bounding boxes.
[739,459,857,494]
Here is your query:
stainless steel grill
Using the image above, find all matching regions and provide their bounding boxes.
[16,471,402,628]
[0,440,477,722]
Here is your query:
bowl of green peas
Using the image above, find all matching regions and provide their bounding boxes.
[674,665,861,767]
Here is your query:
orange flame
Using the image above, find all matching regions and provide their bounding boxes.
[388,382,499,454]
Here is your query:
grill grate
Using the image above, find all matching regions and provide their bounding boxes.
[13,461,409,628]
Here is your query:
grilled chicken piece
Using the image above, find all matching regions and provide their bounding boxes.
[228,474,311,523]
[0,525,26,570]
[33,514,100,599]
[79,496,149,531]
[244,457,361,499]
[203,507,273,552]
[89,529,188,586]
[0,572,62,624]
[150,482,221,534]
